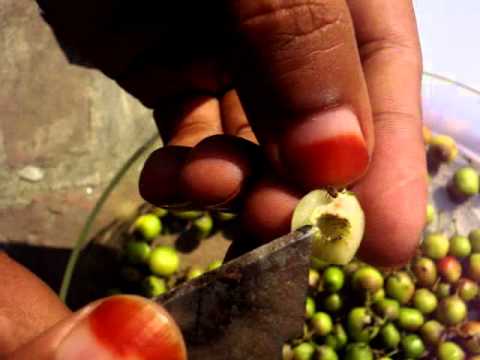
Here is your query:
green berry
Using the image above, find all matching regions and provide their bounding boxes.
[422,232,449,259]
[323,266,345,292]
[420,320,445,345]
[305,296,316,319]
[373,298,400,320]
[124,241,151,264]
[316,346,338,360]
[397,307,424,331]
[323,293,343,313]
[344,343,373,360]
[325,324,347,351]
[149,246,180,277]
[193,213,213,238]
[134,214,162,240]
[347,307,378,342]
[468,253,480,281]
[453,166,479,196]
[311,312,333,336]
[186,267,204,280]
[352,266,384,293]
[412,257,438,287]
[449,235,472,258]
[458,278,479,301]
[380,323,400,349]
[436,296,467,326]
[309,268,320,288]
[401,334,425,359]
[207,260,223,271]
[386,272,415,305]
[141,275,167,298]
[413,288,438,314]
[469,229,480,252]
[437,342,465,360]
[293,342,315,360]
[372,288,385,303]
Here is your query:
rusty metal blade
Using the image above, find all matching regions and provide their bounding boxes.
[156,225,315,360]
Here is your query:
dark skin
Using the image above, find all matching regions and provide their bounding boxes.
[2,1,426,358]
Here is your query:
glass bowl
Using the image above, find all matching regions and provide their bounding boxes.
[64,73,480,309]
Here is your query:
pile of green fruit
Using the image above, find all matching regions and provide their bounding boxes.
[283,130,480,360]
[107,208,232,298]
[283,227,480,360]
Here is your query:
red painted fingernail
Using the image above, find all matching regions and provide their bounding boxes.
[279,107,369,189]
[56,296,186,360]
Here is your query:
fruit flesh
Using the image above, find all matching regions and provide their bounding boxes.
[291,190,365,264]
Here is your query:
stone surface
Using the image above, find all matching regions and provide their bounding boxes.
[0,0,158,248]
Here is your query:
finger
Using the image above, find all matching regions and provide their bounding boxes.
[226,0,374,189]
[139,146,191,208]
[140,97,222,207]
[220,90,258,143]
[8,296,186,360]
[0,253,70,355]
[179,135,260,207]
[241,178,301,243]
[347,0,427,266]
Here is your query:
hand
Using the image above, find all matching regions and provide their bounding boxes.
[38,0,427,266]
[0,253,186,360]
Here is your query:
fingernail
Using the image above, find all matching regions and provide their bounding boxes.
[56,296,186,360]
[278,106,369,189]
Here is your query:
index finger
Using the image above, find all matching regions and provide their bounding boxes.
[226,0,374,189]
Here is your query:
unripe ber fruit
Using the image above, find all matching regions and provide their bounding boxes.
[386,272,415,305]
[436,296,467,326]
[420,320,445,345]
[437,342,466,360]
[412,257,438,287]
[449,235,472,258]
[413,288,438,314]
[422,233,449,260]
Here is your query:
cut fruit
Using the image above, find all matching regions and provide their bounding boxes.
[291,190,365,265]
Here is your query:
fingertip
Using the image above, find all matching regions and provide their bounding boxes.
[139,146,191,207]
[356,176,427,267]
[180,135,258,207]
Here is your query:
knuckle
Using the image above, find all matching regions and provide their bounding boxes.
[238,0,349,51]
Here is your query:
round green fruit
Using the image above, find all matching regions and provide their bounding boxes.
[385,272,415,305]
[437,342,465,360]
[449,235,472,258]
[422,233,449,260]
[413,288,438,314]
[149,246,180,277]
[134,214,162,240]
[401,334,425,359]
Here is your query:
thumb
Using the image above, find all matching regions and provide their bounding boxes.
[227,0,374,189]
[7,296,186,360]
